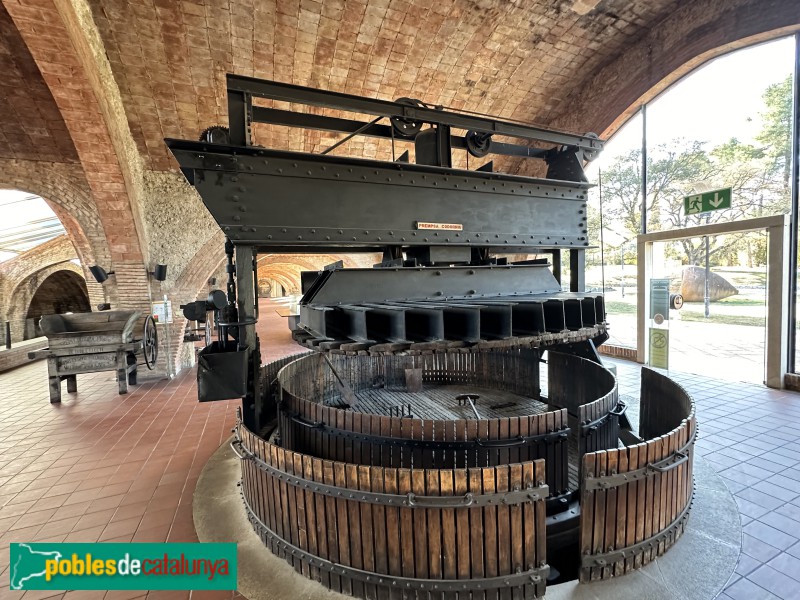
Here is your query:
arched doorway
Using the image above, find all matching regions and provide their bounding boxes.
[24,270,90,339]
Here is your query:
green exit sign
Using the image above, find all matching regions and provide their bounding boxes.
[684,187,732,215]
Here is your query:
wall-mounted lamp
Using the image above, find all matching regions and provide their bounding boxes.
[151,264,168,281]
[89,265,114,284]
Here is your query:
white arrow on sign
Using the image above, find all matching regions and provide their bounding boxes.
[709,192,725,208]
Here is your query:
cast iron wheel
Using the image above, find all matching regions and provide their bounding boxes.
[390,98,425,137]
[143,315,158,370]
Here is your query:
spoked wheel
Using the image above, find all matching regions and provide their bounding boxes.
[143,315,158,370]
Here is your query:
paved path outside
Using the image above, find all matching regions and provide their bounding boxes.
[607,314,767,385]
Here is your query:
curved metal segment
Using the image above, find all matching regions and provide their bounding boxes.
[232,435,549,507]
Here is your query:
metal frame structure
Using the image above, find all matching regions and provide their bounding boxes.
[166,74,701,598]
[167,74,610,431]
[636,215,790,387]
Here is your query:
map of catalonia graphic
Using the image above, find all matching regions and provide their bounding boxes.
[10,544,62,590]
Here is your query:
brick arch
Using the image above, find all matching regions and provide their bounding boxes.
[2,0,151,315]
[548,0,800,143]
[0,160,111,305]
[4,261,86,342]
[23,268,90,339]
[257,263,314,296]
[257,254,362,271]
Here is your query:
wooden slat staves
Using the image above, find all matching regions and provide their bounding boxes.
[359,467,376,599]
[578,452,595,582]
[613,446,628,578]
[642,439,658,567]
[601,449,618,580]
[633,442,647,571]
[496,465,511,600]
[454,469,471,589]
[293,452,310,577]
[623,444,638,574]
[468,467,485,598]
[509,464,525,600]
[398,469,415,581]
[483,466,499,600]
[369,466,388,600]
[426,469,443,585]
[312,458,330,588]
[440,470,457,600]
[323,460,341,593]
[590,450,606,581]
[383,468,401,600]
[412,469,429,580]
[334,462,353,595]
[534,461,547,599]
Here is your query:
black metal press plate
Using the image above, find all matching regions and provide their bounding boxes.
[166,140,591,252]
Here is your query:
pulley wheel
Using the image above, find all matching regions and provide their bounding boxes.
[143,314,158,370]
[579,132,600,162]
[390,98,425,137]
[465,130,492,158]
[199,125,231,144]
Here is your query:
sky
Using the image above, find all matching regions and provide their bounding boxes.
[0,191,64,263]
[588,35,796,174]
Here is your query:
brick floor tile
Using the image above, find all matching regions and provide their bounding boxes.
[103,591,147,600]
[759,512,800,537]
[99,516,143,541]
[144,591,189,599]
[748,564,800,599]
[742,533,783,562]
[735,496,771,519]
[62,524,106,543]
[767,552,800,583]
[745,519,798,551]
[741,488,790,514]
[766,474,800,495]
[735,552,762,577]
[776,503,800,524]
[9,508,58,531]
[724,576,781,600]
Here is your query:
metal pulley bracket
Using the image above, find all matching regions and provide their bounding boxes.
[465,130,492,157]
[390,97,425,137]
[232,437,549,507]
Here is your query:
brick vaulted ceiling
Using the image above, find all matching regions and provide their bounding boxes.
[2,0,799,175]
[0,3,78,163]
[88,0,683,172]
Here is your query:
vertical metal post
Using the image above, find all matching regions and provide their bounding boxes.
[620,245,625,298]
[235,245,263,430]
[704,235,710,318]
[569,249,585,292]
[767,217,791,388]
[5,321,10,349]
[550,249,562,286]
[787,33,800,372]
[641,104,648,235]
[163,294,172,378]
[227,89,251,146]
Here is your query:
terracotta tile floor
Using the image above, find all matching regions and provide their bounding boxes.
[0,300,303,599]
[3,300,800,599]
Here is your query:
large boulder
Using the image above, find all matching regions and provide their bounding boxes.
[680,266,738,302]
